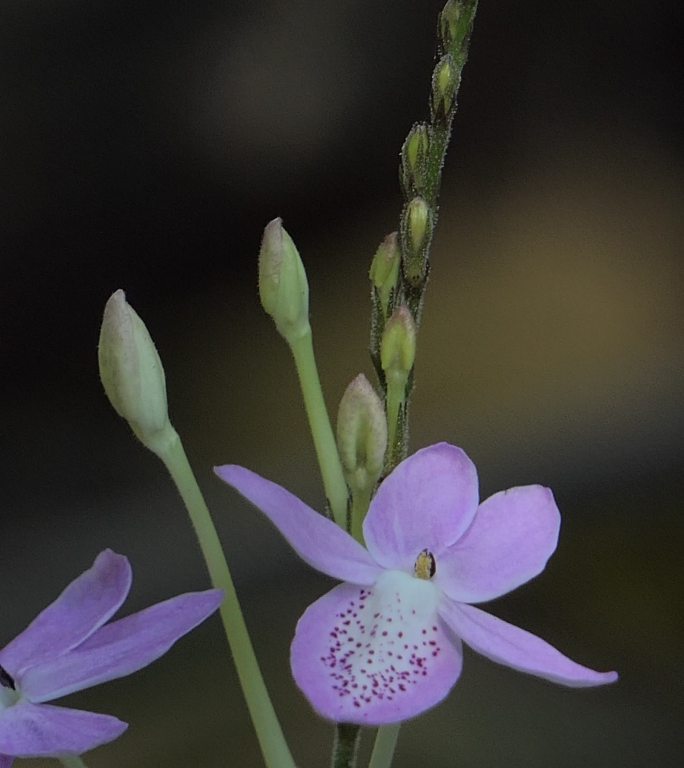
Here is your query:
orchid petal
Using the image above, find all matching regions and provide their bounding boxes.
[215,464,382,584]
[20,590,223,703]
[0,702,126,758]
[363,444,479,571]
[291,571,463,725]
[439,600,618,687]
[437,485,560,603]
[0,755,13,768]
[0,551,131,676]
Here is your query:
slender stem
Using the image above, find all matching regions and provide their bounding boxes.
[289,328,349,527]
[385,378,403,456]
[385,372,409,469]
[350,485,372,544]
[59,757,88,768]
[368,725,400,768]
[154,425,296,768]
[332,724,361,768]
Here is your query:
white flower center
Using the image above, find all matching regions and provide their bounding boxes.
[322,570,441,711]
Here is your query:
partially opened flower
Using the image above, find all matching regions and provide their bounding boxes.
[0,550,222,764]
[216,442,617,725]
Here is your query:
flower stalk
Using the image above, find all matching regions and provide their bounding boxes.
[153,427,297,768]
[368,724,401,768]
[98,292,295,768]
[289,328,349,528]
[259,218,349,528]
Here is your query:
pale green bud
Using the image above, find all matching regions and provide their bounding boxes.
[337,374,387,493]
[380,306,416,382]
[258,218,310,342]
[369,232,400,318]
[439,0,478,57]
[407,197,430,255]
[431,54,457,119]
[98,290,170,448]
[401,196,433,285]
[401,123,430,195]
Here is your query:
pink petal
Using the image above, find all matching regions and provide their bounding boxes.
[0,551,131,676]
[20,589,223,703]
[215,465,381,584]
[437,485,560,603]
[439,600,618,687]
[0,702,127,757]
[291,572,463,725]
[363,444,479,572]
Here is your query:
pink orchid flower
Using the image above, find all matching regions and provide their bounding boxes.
[216,442,616,725]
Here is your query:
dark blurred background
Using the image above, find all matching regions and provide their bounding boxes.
[1,1,682,766]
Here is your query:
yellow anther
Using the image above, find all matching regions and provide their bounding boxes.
[414,549,436,580]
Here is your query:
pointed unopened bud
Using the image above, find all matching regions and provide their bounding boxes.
[337,374,387,493]
[381,306,416,382]
[439,0,478,57]
[99,290,170,448]
[258,218,310,343]
[401,123,430,195]
[401,196,433,285]
[431,54,457,119]
[369,232,401,318]
[406,197,430,255]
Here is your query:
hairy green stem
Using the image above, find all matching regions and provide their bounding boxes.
[368,725,401,768]
[289,328,349,527]
[332,724,361,768]
[369,2,479,765]
[152,425,296,768]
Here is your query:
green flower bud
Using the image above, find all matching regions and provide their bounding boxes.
[369,232,401,319]
[380,306,416,383]
[98,290,170,449]
[431,54,457,120]
[401,196,433,285]
[337,374,387,493]
[439,0,478,57]
[258,218,310,343]
[401,123,430,195]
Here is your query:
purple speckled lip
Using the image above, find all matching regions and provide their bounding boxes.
[216,441,617,725]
